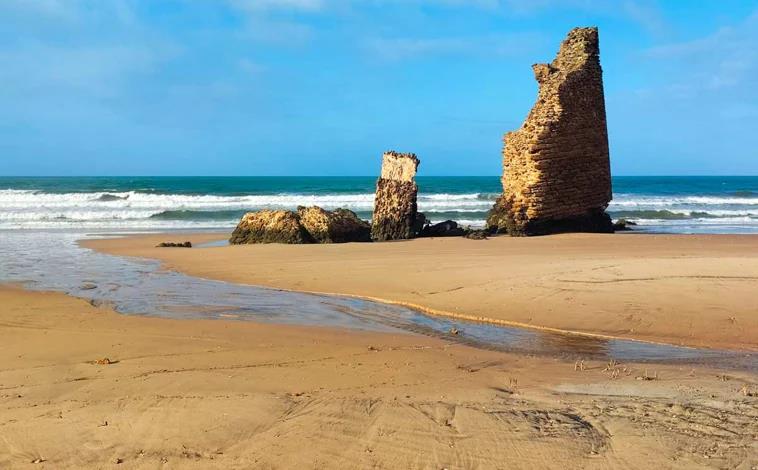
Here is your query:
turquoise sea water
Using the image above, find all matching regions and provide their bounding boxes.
[2,176,758,233]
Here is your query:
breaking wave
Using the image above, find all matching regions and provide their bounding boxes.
[0,190,495,229]
[3,185,758,232]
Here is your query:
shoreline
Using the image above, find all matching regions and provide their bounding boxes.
[83,231,758,352]
[210,282,740,353]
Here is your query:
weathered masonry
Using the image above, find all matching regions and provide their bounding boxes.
[371,151,421,241]
[488,27,614,236]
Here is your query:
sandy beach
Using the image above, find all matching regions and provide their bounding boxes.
[1,284,756,469]
[86,232,758,351]
[5,1,758,468]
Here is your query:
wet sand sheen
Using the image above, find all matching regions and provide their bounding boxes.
[84,232,758,352]
[2,231,744,365]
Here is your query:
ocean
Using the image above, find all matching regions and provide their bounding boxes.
[2,176,758,233]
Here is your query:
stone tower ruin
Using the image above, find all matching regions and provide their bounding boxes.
[488,27,613,236]
[371,151,421,241]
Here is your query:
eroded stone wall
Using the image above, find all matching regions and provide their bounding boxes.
[490,27,613,236]
[371,151,420,241]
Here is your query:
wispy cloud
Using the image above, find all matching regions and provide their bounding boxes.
[0,1,179,109]
[0,0,143,27]
[357,0,503,8]
[0,0,79,20]
[224,0,321,46]
[1,45,155,89]
[644,8,758,93]
[494,0,666,34]
[226,0,325,13]
[620,0,665,35]
[237,58,267,76]
[240,18,315,45]
[365,32,545,61]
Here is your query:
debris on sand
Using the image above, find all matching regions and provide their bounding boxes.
[156,241,192,248]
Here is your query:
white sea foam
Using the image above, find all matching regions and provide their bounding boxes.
[609,194,758,207]
[0,190,492,229]
[2,189,758,231]
[0,189,497,229]
[0,189,491,209]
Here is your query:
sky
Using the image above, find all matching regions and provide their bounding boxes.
[0,0,756,176]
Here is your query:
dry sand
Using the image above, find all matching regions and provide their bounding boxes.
[85,232,758,351]
[1,285,756,469]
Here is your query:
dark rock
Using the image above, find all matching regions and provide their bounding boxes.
[371,151,420,241]
[612,218,637,231]
[156,241,192,248]
[485,195,509,234]
[419,220,466,238]
[463,229,489,240]
[412,212,428,237]
[96,193,128,202]
[509,209,614,236]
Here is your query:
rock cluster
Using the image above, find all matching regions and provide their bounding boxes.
[229,207,370,244]
[488,27,613,236]
[371,151,421,241]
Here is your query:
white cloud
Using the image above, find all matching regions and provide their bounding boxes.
[620,0,665,35]
[0,2,178,104]
[0,0,79,20]
[239,18,315,45]
[224,0,321,46]
[644,9,758,93]
[365,32,544,61]
[0,0,142,27]
[359,0,502,8]
[0,44,169,99]
[226,0,325,12]
[238,58,267,75]
[476,0,666,34]
[719,103,758,120]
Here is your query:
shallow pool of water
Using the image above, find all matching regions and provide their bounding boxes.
[0,230,754,370]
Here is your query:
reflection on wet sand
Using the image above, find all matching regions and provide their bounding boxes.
[0,230,754,370]
[534,332,611,357]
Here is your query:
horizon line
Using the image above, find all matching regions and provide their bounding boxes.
[2,174,758,178]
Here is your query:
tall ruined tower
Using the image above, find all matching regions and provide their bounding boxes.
[488,27,613,235]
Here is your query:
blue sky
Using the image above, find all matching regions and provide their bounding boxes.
[1,0,756,176]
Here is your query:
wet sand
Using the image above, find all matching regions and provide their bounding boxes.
[86,232,758,351]
[1,285,756,469]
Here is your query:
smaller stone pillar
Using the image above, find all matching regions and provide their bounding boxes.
[371,151,420,241]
